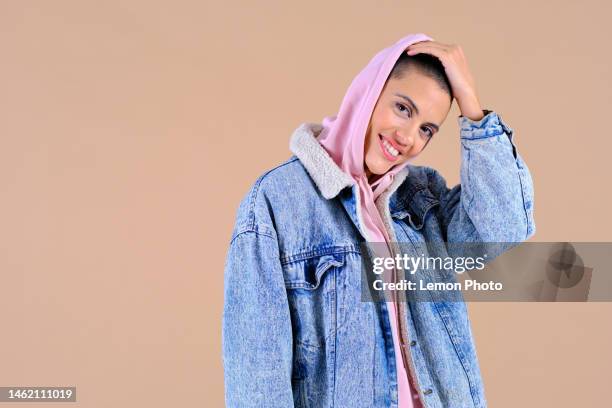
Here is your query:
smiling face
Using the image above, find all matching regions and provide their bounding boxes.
[364,69,452,182]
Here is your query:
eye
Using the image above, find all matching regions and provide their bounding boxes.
[421,127,434,138]
[395,102,411,117]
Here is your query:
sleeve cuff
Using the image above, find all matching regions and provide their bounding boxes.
[458,109,514,140]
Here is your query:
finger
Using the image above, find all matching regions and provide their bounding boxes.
[406,44,448,58]
[407,40,451,49]
[407,42,451,54]
[409,39,437,46]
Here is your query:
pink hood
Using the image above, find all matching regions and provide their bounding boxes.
[317,33,434,243]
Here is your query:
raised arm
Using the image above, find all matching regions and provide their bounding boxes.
[432,110,535,245]
[406,41,535,244]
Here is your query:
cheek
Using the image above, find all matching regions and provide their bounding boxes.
[364,131,375,151]
[372,107,397,129]
[384,111,401,129]
[363,134,377,162]
[408,139,429,157]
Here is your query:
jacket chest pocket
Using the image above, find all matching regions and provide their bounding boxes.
[282,252,345,350]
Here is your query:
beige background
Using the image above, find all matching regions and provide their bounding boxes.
[1,1,610,407]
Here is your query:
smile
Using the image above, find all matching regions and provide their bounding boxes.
[378,134,400,161]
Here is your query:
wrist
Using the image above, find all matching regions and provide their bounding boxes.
[461,109,485,121]
[456,91,483,121]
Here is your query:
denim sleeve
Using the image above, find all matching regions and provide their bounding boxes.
[432,110,535,244]
[222,230,295,407]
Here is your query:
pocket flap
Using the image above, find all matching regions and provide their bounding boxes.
[284,253,345,290]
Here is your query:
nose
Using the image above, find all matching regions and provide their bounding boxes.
[395,123,419,149]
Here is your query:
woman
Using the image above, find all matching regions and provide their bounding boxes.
[222,33,535,408]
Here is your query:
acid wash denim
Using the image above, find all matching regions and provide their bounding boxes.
[222,110,536,408]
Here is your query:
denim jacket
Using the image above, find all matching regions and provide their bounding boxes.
[222,111,536,408]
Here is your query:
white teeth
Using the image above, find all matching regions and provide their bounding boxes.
[382,138,399,157]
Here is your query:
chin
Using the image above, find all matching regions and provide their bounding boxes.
[365,159,391,176]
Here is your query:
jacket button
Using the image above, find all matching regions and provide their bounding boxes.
[423,388,433,395]
[410,340,417,346]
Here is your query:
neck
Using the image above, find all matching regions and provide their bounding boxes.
[365,168,382,184]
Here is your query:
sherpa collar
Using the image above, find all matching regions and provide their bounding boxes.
[288,122,409,201]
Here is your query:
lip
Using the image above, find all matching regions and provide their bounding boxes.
[378,134,399,162]
[382,134,403,152]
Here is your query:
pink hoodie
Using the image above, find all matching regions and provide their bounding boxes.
[316,33,435,407]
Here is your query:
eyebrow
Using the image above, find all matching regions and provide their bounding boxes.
[393,92,440,131]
